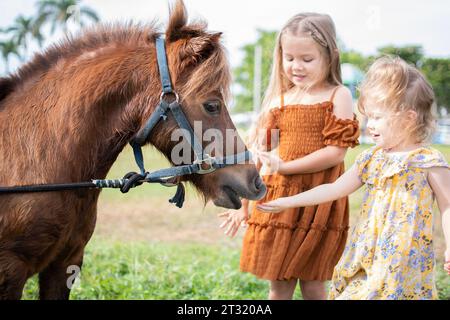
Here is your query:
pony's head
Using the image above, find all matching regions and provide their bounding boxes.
[139,1,265,208]
[0,0,265,209]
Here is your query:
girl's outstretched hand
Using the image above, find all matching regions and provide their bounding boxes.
[218,209,248,238]
[444,249,450,275]
[257,197,293,213]
[257,151,284,174]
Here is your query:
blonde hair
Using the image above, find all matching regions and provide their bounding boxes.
[261,12,342,111]
[358,56,436,143]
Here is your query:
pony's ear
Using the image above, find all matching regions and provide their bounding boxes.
[178,32,222,68]
[166,0,187,41]
[165,0,222,70]
[165,0,219,43]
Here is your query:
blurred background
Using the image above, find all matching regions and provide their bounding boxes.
[1,0,448,299]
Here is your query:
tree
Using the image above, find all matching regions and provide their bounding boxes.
[377,45,424,67]
[1,15,44,60]
[0,39,20,73]
[36,0,100,35]
[233,29,277,113]
[422,58,450,112]
[340,50,372,72]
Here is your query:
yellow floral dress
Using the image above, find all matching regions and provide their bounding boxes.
[328,146,449,300]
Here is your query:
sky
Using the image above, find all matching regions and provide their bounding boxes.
[0,0,449,74]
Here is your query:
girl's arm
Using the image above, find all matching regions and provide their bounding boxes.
[278,146,347,174]
[257,163,362,212]
[428,167,450,275]
[259,87,355,175]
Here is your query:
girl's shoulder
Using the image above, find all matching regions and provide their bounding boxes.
[329,86,354,120]
[407,146,449,169]
[265,96,283,110]
[355,145,449,169]
[355,145,380,166]
[354,146,382,183]
[355,145,449,184]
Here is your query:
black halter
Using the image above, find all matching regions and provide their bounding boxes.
[0,37,252,208]
[111,37,252,207]
[129,37,252,179]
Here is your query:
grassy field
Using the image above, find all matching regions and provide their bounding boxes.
[22,144,450,300]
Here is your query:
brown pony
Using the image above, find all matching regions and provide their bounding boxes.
[0,0,265,299]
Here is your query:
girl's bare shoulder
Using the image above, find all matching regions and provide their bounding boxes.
[332,86,354,120]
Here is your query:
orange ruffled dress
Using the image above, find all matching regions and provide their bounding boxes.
[240,89,360,281]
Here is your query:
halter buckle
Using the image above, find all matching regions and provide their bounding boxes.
[160,179,178,187]
[160,91,179,103]
[194,155,217,175]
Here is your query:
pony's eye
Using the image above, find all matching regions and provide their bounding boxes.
[203,100,221,115]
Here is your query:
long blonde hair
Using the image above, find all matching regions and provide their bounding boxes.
[261,13,342,111]
[247,13,342,152]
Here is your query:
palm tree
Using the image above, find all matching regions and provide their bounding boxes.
[37,0,100,35]
[0,39,20,73]
[1,15,44,60]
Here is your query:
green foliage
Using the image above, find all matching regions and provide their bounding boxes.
[233,33,449,112]
[421,58,450,111]
[374,45,450,111]
[0,39,20,73]
[23,240,270,300]
[0,0,99,71]
[1,15,44,62]
[340,50,372,72]
[37,0,100,34]
[436,262,450,300]
[377,44,424,67]
[233,29,277,113]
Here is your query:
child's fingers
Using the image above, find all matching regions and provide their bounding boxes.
[219,215,232,229]
[444,267,450,276]
[258,152,269,160]
[219,211,233,229]
[257,153,271,164]
[256,204,272,211]
[218,211,230,218]
[257,204,281,213]
[444,262,450,272]
[225,220,238,237]
[219,220,228,229]
[228,224,240,238]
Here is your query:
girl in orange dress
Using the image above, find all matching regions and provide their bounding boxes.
[219,13,359,300]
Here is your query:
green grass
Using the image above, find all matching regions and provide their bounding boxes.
[23,240,270,300]
[22,239,450,300]
[21,144,450,300]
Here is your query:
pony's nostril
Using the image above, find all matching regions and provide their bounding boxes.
[254,176,263,190]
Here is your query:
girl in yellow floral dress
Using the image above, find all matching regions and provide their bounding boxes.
[257,56,450,300]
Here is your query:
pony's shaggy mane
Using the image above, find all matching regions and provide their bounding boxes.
[0,22,159,102]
